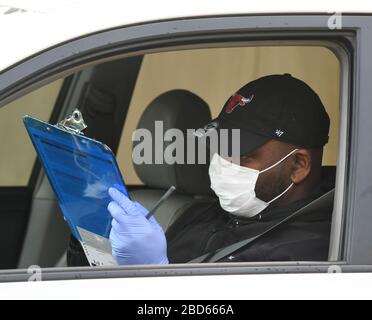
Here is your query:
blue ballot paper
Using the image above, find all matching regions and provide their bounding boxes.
[23,115,129,266]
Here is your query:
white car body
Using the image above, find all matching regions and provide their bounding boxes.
[0,0,372,300]
[0,0,371,72]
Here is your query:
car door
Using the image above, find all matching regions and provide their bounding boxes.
[0,13,371,281]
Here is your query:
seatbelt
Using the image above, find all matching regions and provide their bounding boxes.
[188,189,334,263]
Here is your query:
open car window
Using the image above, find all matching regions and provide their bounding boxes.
[0,44,343,271]
[117,46,340,185]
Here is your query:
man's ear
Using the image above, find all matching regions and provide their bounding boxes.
[290,149,311,184]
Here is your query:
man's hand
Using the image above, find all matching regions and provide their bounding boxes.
[107,187,169,265]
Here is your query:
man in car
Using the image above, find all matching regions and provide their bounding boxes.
[68,74,335,265]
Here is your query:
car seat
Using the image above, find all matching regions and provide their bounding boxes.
[129,89,215,230]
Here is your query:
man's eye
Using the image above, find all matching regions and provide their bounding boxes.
[240,156,255,166]
[241,155,253,162]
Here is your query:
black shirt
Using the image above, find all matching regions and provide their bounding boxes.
[166,167,335,263]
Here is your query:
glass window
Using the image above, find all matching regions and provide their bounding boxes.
[0,79,64,186]
[116,46,340,185]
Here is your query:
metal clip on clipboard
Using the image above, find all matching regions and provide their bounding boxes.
[57,108,87,135]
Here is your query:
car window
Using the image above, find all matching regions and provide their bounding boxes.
[116,46,340,185]
[0,79,64,186]
[0,45,342,271]
[0,79,64,269]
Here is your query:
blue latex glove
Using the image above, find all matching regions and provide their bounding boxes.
[107,187,169,265]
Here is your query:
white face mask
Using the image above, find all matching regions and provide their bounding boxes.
[209,149,298,218]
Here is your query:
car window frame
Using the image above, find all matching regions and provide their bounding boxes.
[0,14,370,282]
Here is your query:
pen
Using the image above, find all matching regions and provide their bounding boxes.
[146,186,176,220]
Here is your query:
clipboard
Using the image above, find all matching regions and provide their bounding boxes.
[23,109,128,266]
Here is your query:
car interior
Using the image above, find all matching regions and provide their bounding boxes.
[0,45,341,269]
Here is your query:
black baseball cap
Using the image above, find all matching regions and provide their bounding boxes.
[196,74,330,156]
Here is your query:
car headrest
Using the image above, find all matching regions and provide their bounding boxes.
[133,90,213,196]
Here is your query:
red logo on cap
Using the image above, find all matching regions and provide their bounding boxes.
[225,94,254,114]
